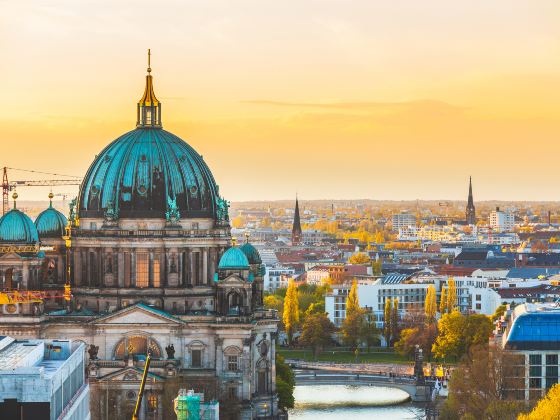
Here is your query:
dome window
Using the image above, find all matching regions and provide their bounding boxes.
[137,185,147,195]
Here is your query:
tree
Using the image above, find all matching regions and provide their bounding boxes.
[276,355,295,411]
[362,315,381,351]
[383,298,392,346]
[371,259,383,275]
[432,312,493,360]
[491,304,507,322]
[447,278,457,313]
[518,384,560,419]
[283,279,299,346]
[348,252,370,264]
[390,297,400,345]
[300,312,335,358]
[440,287,447,314]
[440,345,526,420]
[341,280,366,350]
[425,285,437,322]
[395,323,438,361]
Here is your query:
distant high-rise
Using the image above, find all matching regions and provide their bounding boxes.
[466,176,476,225]
[292,196,302,245]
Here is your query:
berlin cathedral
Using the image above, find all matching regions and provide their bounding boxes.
[0,54,279,420]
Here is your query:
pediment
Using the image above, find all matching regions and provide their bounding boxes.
[221,275,245,285]
[0,252,23,260]
[92,303,183,325]
[100,367,164,382]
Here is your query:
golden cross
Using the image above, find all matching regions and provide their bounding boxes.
[147,49,151,73]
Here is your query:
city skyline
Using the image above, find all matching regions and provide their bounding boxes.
[2,0,560,202]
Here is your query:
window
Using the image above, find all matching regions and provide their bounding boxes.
[148,394,158,412]
[530,366,542,377]
[530,377,542,389]
[546,366,558,378]
[546,377,558,389]
[228,386,238,400]
[547,355,558,365]
[530,354,542,365]
[476,294,481,301]
[191,349,202,368]
[228,355,239,371]
[476,303,481,310]
[153,258,161,287]
[258,370,268,395]
[136,252,149,288]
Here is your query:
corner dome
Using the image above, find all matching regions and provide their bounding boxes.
[36,204,68,238]
[0,209,39,244]
[240,243,262,265]
[218,247,250,270]
[79,128,221,220]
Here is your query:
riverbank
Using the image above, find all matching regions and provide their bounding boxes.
[278,348,411,364]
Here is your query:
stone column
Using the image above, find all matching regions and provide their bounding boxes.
[189,249,195,286]
[74,250,82,286]
[117,249,125,287]
[203,248,208,285]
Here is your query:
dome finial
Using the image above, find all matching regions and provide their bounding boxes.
[137,49,161,128]
[12,190,18,209]
[244,231,250,244]
[48,192,54,207]
[232,237,237,247]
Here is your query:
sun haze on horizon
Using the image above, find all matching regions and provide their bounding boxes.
[1,0,560,202]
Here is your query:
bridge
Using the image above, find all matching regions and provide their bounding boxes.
[294,371,434,402]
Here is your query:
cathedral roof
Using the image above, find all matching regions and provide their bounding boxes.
[240,242,262,265]
[78,52,222,220]
[218,247,250,270]
[0,202,39,244]
[35,196,68,238]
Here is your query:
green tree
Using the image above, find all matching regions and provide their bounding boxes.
[447,278,457,313]
[432,312,493,360]
[371,259,383,275]
[276,355,295,410]
[383,298,392,346]
[491,304,507,322]
[341,280,366,350]
[390,297,400,345]
[362,315,381,351]
[300,312,336,358]
[440,287,447,314]
[283,279,299,346]
[425,285,437,322]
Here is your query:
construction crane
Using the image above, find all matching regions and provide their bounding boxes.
[0,285,72,305]
[2,167,81,214]
[132,349,153,420]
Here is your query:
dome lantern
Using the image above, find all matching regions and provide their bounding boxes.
[137,49,162,128]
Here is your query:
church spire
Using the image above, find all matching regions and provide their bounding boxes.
[137,49,162,128]
[466,176,476,225]
[292,195,302,245]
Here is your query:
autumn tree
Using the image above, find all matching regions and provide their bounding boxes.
[283,279,299,346]
[348,252,370,264]
[447,278,457,313]
[395,322,438,361]
[300,312,335,358]
[432,312,493,360]
[341,279,366,350]
[425,285,437,322]
[440,287,447,315]
[383,298,392,346]
[518,384,560,420]
[440,345,526,420]
[391,298,400,342]
[371,259,383,275]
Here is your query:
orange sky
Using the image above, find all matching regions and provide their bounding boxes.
[2,0,560,202]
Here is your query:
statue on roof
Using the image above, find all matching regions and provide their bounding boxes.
[166,195,181,225]
[69,198,77,226]
[104,200,119,225]
[216,196,230,226]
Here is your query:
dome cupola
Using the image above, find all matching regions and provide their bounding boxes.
[0,192,39,244]
[218,246,250,271]
[240,238,262,265]
[35,193,68,238]
[79,51,227,222]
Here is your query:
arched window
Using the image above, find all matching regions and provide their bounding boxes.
[114,335,161,360]
[257,358,270,395]
[224,346,242,372]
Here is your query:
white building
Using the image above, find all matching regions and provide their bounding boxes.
[306,266,331,286]
[489,207,515,232]
[391,212,416,232]
[264,266,295,292]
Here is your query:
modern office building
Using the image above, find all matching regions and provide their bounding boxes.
[391,212,416,232]
[0,336,89,420]
[490,207,515,232]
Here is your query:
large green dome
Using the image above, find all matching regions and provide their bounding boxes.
[0,209,39,244]
[79,128,221,220]
[240,243,262,265]
[35,204,68,238]
[218,247,250,270]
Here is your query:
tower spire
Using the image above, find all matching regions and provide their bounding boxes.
[292,195,302,245]
[466,176,476,225]
[137,49,162,128]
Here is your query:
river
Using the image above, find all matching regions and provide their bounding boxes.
[288,385,424,419]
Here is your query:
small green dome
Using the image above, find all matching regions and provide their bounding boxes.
[218,247,249,270]
[35,204,68,238]
[0,209,39,243]
[240,243,262,265]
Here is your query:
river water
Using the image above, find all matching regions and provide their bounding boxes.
[288,385,424,419]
